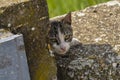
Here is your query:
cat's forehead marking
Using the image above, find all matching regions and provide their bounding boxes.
[49,20,72,42]
[58,27,64,43]
[51,21,61,32]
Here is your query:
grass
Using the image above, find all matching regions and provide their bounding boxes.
[47,0,110,17]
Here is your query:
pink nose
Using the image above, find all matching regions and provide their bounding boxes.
[60,46,66,51]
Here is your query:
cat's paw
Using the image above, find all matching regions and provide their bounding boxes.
[49,50,55,57]
[70,38,80,46]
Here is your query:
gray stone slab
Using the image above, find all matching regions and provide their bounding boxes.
[0,33,30,80]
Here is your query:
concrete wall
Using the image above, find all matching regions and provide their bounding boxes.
[0,30,30,80]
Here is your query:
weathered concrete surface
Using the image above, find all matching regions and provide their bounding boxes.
[72,0,120,54]
[52,0,120,80]
[56,44,120,80]
[0,29,30,80]
[0,29,13,39]
[0,0,56,80]
[0,0,29,8]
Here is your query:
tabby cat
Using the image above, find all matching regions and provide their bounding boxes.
[47,12,79,56]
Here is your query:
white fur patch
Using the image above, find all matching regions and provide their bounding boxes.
[70,38,80,46]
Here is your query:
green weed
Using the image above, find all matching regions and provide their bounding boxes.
[47,0,110,17]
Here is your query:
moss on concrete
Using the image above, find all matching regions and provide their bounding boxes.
[0,0,56,80]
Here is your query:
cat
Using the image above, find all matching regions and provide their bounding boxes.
[47,12,80,56]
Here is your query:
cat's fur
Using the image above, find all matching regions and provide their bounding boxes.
[47,12,79,56]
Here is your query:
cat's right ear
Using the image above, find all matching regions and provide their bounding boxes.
[62,12,71,25]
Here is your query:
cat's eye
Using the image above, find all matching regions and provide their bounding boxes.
[65,35,71,41]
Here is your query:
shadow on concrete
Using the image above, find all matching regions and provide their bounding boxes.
[55,43,120,80]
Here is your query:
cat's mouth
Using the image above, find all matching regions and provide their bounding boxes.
[58,49,68,55]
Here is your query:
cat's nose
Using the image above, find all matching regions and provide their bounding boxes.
[60,46,66,51]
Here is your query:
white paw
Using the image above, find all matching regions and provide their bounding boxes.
[49,50,55,57]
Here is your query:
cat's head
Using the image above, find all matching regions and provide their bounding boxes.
[47,12,73,55]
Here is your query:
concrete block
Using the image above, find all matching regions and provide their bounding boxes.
[0,30,30,80]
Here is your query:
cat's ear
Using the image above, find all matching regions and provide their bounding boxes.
[62,12,71,25]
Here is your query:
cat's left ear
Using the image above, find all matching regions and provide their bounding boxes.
[62,12,71,25]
